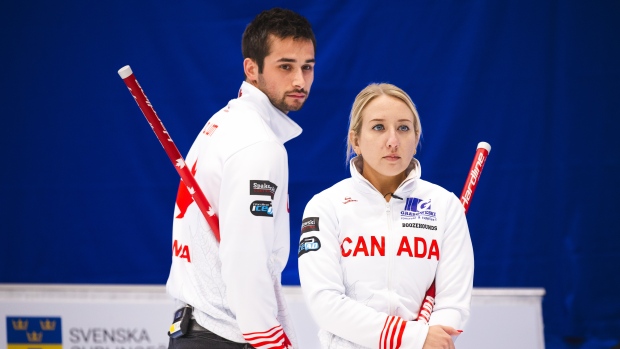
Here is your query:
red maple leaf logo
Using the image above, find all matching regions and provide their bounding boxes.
[175,161,198,218]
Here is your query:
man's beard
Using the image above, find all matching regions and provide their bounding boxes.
[257,76,308,113]
[269,93,306,113]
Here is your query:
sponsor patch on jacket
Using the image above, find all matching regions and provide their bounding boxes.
[250,180,277,199]
[401,198,437,222]
[298,236,321,257]
[250,200,273,217]
[301,217,320,234]
[402,222,437,230]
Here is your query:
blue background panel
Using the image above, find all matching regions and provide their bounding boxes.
[1,1,618,347]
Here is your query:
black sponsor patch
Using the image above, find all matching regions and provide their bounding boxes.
[298,236,321,257]
[250,180,277,199]
[250,200,273,217]
[301,217,320,234]
[401,222,438,231]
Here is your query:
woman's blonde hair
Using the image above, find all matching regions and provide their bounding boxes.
[346,83,422,161]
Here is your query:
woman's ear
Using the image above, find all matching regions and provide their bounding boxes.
[349,130,360,155]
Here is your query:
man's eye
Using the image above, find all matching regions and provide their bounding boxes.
[372,124,385,131]
[302,65,313,71]
[280,64,291,70]
[398,125,410,131]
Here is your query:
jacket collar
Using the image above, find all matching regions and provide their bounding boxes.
[349,156,421,197]
[237,81,303,144]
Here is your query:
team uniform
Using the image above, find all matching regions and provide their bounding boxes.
[298,157,474,349]
[166,81,300,349]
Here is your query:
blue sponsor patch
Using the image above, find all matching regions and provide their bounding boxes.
[250,200,273,217]
[401,198,437,222]
[298,236,321,257]
[7,316,62,349]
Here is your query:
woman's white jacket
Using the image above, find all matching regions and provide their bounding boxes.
[298,157,474,349]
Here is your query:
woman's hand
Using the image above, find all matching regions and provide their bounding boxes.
[422,325,461,349]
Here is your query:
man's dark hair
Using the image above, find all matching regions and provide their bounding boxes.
[242,8,316,74]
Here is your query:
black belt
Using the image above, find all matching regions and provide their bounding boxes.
[189,319,209,332]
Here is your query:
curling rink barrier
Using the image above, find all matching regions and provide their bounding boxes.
[0,284,545,349]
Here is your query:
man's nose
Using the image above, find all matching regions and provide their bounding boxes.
[292,68,305,89]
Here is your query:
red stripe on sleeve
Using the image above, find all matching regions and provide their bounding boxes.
[243,326,292,349]
[380,317,388,349]
[395,319,406,349]
[380,316,407,349]
[248,333,285,348]
[380,316,396,349]
[243,325,280,337]
[389,317,401,349]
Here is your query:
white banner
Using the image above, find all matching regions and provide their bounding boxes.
[0,285,544,349]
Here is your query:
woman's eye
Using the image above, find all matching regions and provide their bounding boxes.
[372,124,385,131]
[398,125,410,131]
[280,64,291,70]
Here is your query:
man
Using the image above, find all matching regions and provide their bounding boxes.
[166,8,316,349]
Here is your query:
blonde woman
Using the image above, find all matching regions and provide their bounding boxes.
[298,83,474,349]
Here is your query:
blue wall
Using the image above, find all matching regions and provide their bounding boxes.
[1,1,619,347]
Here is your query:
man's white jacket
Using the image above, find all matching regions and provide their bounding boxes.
[298,157,474,349]
[166,82,301,349]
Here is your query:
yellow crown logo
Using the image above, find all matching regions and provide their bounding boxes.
[12,319,28,331]
[40,319,56,331]
[26,331,43,342]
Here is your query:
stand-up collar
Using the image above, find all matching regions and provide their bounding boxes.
[349,156,421,195]
[237,81,303,144]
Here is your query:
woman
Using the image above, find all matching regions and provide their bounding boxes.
[298,83,474,349]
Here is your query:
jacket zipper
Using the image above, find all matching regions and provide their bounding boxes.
[385,201,394,315]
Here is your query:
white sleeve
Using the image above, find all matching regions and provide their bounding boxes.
[428,193,475,330]
[219,140,293,349]
[298,195,429,349]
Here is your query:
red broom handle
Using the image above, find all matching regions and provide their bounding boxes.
[416,142,491,323]
[118,65,220,241]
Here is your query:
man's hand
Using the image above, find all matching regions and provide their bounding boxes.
[422,325,461,349]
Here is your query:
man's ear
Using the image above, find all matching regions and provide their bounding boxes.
[349,130,361,155]
[244,58,258,83]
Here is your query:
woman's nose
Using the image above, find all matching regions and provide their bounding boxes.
[386,130,399,149]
